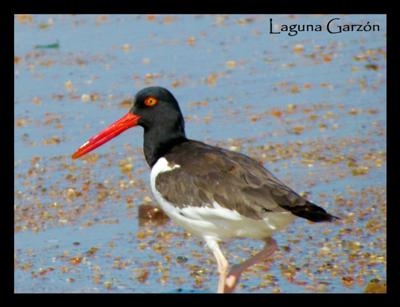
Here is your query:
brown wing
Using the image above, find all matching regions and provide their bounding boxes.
[156,140,338,222]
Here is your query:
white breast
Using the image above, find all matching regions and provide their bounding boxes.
[150,157,295,241]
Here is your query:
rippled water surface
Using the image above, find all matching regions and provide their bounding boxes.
[15,14,386,293]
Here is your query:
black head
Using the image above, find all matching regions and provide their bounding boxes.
[72,86,187,167]
[130,87,187,166]
[130,86,185,133]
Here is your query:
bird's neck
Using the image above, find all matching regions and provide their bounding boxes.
[143,124,187,168]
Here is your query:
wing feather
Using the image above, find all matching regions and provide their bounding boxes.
[155,140,337,222]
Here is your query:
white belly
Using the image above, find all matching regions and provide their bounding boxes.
[150,157,295,241]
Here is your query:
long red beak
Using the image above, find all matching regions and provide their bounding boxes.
[72,112,141,159]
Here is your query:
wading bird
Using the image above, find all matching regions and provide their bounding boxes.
[72,87,338,293]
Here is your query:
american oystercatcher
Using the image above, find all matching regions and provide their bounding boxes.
[72,86,339,293]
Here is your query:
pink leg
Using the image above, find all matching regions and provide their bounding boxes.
[205,237,229,293]
[224,237,278,293]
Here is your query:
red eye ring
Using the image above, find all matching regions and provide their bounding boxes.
[144,96,158,107]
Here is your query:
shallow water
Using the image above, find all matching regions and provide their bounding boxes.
[15,14,386,293]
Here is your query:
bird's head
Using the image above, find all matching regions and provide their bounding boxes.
[72,86,185,159]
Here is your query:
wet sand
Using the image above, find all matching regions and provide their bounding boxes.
[14,14,386,293]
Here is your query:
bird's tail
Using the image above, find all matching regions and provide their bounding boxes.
[289,200,340,222]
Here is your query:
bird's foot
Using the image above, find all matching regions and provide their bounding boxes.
[223,270,241,293]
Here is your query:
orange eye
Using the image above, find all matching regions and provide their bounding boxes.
[144,96,158,107]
